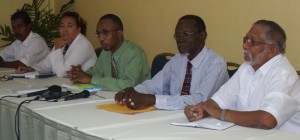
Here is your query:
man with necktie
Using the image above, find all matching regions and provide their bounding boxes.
[115,15,229,110]
[68,14,150,91]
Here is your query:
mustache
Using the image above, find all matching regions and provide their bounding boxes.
[243,50,253,64]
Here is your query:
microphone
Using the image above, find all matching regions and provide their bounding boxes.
[19,85,61,98]
[64,90,90,101]
[44,91,70,100]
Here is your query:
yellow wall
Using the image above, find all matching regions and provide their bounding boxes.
[59,0,300,69]
[0,0,31,26]
[2,0,300,69]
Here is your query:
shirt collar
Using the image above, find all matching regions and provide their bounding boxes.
[189,45,208,68]
[21,31,33,47]
[68,33,81,47]
[111,40,127,61]
[257,54,283,75]
[245,54,283,76]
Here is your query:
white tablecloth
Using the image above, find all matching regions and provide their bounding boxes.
[0,68,299,140]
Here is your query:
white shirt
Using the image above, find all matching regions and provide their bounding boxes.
[0,32,49,66]
[280,80,300,133]
[212,54,300,133]
[33,33,97,77]
[135,46,229,110]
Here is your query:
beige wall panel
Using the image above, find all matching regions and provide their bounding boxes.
[3,0,300,69]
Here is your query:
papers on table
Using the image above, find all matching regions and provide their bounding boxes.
[10,71,55,79]
[12,86,47,94]
[171,117,235,130]
[97,103,156,114]
[61,84,101,92]
[7,86,48,97]
[75,84,101,92]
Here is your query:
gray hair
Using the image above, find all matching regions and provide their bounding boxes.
[253,20,286,54]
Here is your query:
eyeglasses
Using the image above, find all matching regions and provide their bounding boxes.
[94,30,118,38]
[173,31,200,39]
[0,75,13,81]
[243,36,274,47]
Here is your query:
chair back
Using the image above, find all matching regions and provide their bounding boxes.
[227,62,240,78]
[151,53,174,78]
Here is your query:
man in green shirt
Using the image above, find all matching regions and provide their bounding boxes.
[67,14,150,91]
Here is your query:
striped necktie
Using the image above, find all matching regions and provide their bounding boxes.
[181,61,192,95]
[111,55,118,79]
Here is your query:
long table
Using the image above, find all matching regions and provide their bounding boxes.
[0,68,299,140]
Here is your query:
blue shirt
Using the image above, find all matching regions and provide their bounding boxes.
[134,46,229,110]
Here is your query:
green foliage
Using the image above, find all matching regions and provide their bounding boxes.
[0,0,74,48]
[0,25,15,47]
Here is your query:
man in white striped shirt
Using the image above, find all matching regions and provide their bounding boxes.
[115,15,229,110]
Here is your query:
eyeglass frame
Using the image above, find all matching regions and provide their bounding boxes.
[173,31,201,40]
[243,36,276,47]
[0,75,13,81]
[94,29,119,38]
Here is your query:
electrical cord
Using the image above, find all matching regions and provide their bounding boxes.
[0,95,20,99]
[14,96,58,140]
[15,96,40,140]
[0,94,23,139]
[1,94,32,139]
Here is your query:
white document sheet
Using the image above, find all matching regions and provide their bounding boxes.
[171,117,235,130]
[12,86,47,95]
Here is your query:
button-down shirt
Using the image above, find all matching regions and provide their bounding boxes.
[135,46,229,110]
[88,40,150,91]
[0,32,49,66]
[212,54,300,133]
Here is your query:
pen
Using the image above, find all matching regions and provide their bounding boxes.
[184,102,197,117]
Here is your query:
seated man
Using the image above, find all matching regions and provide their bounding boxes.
[67,14,150,91]
[184,20,300,134]
[0,10,49,68]
[115,15,229,110]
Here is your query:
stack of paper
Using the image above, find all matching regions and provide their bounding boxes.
[61,84,101,92]
[97,103,156,114]
[11,86,47,96]
[171,117,235,130]
[75,84,101,92]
